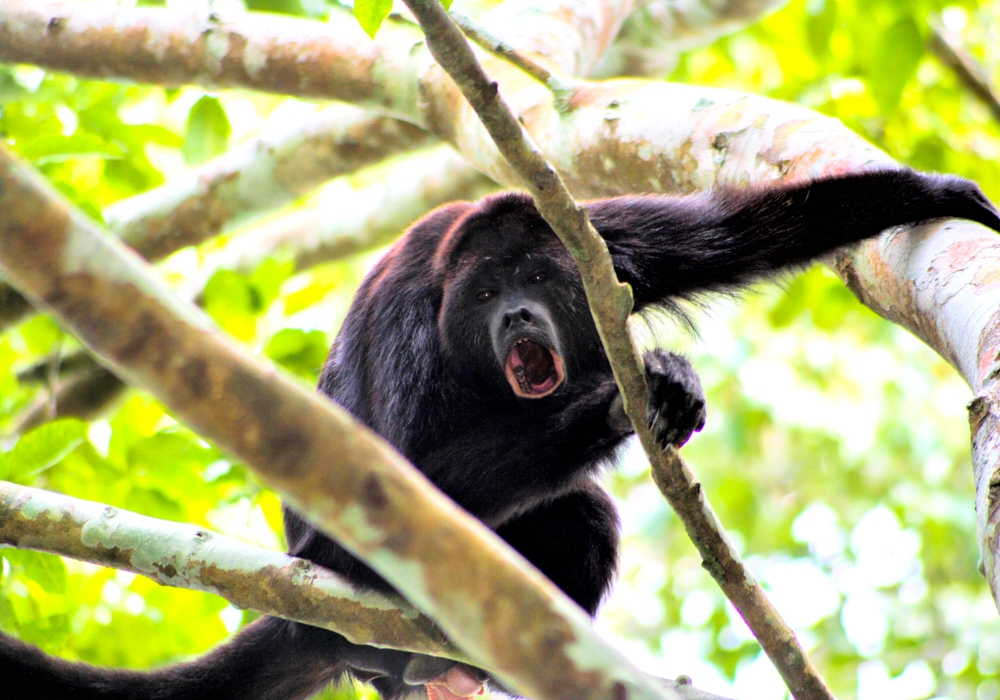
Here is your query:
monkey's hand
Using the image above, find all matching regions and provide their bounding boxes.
[923,172,1000,232]
[404,655,488,700]
[644,350,706,448]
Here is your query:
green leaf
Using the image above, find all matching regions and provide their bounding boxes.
[183,95,231,166]
[21,133,123,164]
[353,0,393,38]
[249,259,294,311]
[3,550,68,594]
[266,329,329,380]
[202,270,259,340]
[804,0,836,60]
[245,0,310,16]
[868,18,923,113]
[2,419,87,481]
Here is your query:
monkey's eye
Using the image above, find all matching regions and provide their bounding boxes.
[527,271,547,284]
[476,289,496,302]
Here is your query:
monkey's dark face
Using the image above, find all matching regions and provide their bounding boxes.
[438,225,594,399]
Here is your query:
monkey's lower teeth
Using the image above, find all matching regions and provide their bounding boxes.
[514,366,525,377]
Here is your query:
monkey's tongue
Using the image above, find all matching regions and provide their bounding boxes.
[425,665,486,700]
[505,339,564,398]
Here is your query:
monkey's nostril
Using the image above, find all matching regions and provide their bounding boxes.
[520,308,531,322]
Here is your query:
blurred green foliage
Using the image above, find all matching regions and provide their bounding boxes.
[0,1,999,700]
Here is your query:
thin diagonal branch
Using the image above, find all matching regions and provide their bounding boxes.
[450,13,574,100]
[400,2,833,700]
[929,23,1000,125]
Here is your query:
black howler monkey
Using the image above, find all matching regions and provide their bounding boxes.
[3,169,1000,700]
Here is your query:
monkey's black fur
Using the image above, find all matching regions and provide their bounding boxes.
[4,170,1000,700]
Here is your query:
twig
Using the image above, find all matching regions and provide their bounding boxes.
[929,24,1000,124]
[12,366,125,434]
[400,1,834,699]
[450,13,575,102]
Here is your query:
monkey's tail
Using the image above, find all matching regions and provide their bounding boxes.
[0,616,407,700]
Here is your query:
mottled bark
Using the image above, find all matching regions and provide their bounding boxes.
[0,481,457,657]
[0,1,423,116]
[830,219,1000,613]
[13,366,125,434]
[0,481,736,700]
[193,147,496,282]
[8,148,496,431]
[0,143,671,700]
[0,104,432,332]
[592,0,791,78]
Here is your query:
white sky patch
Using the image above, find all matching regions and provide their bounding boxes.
[845,506,921,592]
[792,502,846,562]
[761,558,840,629]
[124,592,147,616]
[941,6,969,32]
[654,632,733,697]
[220,604,244,633]
[841,590,888,656]
[87,420,112,458]
[617,481,669,537]
[224,98,258,140]
[858,660,935,700]
[732,652,788,700]
[680,589,715,628]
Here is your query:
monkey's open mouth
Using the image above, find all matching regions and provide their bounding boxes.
[505,338,565,398]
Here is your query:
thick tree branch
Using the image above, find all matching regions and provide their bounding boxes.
[0,144,674,700]
[0,104,432,332]
[9,148,496,432]
[402,2,831,700]
[0,481,736,700]
[193,147,496,281]
[592,0,791,78]
[0,481,458,658]
[0,1,424,115]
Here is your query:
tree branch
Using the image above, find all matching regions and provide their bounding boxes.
[0,143,674,700]
[0,104,432,333]
[12,365,125,434]
[0,480,737,700]
[0,481,458,658]
[592,0,791,78]
[195,147,496,280]
[9,147,496,433]
[929,23,1000,125]
[401,2,832,700]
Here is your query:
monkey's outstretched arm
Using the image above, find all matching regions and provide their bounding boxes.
[589,169,1000,306]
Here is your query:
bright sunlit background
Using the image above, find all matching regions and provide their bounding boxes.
[1,1,999,699]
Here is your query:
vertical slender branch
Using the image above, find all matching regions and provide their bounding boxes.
[399,3,835,699]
